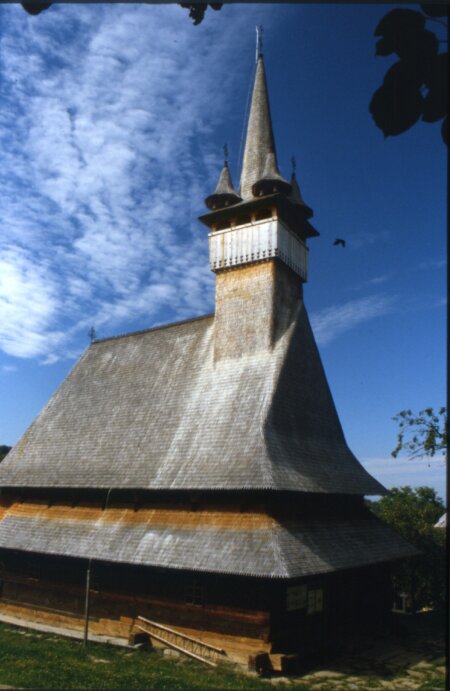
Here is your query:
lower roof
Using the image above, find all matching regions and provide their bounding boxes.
[0,500,417,579]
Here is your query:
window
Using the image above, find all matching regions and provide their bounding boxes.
[307,588,324,614]
[286,584,307,611]
[185,579,205,606]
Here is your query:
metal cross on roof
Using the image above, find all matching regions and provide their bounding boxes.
[223,143,228,164]
[256,25,263,62]
[291,156,296,174]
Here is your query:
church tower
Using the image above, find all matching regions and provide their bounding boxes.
[200,50,317,361]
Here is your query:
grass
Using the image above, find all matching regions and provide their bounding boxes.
[0,620,445,690]
[0,623,281,690]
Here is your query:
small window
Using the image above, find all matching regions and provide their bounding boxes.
[185,579,205,607]
[286,584,307,611]
[307,588,324,615]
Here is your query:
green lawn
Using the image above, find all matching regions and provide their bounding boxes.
[0,623,283,690]
[0,621,445,690]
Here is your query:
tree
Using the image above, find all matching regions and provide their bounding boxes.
[368,486,446,610]
[0,446,11,463]
[179,3,222,26]
[20,1,223,24]
[391,406,447,460]
[369,6,448,144]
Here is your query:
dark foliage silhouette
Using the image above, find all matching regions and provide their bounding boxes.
[21,2,52,15]
[19,4,447,142]
[180,3,222,26]
[20,2,223,24]
[0,446,11,463]
[369,6,448,144]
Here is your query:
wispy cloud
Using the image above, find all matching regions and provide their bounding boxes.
[361,456,447,502]
[417,258,446,271]
[0,4,256,362]
[352,274,391,292]
[0,365,18,374]
[311,294,395,346]
[346,229,391,249]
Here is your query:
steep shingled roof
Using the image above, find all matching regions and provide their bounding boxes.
[0,304,385,495]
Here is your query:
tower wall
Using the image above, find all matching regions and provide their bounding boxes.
[213,259,302,361]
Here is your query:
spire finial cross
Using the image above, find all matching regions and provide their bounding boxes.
[223,143,228,164]
[291,155,296,174]
[256,25,263,62]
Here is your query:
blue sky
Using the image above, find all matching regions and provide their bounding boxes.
[0,4,446,501]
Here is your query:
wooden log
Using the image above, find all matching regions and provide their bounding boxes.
[3,572,269,625]
[136,625,217,667]
[137,616,225,654]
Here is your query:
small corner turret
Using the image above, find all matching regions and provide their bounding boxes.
[204,147,242,211]
[252,152,292,198]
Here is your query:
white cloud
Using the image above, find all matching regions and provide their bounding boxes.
[351,274,391,292]
[0,365,18,374]
[310,294,395,346]
[0,246,66,358]
[0,4,255,362]
[347,229,391,248]
[361,456,447,503]
[418,258,446,271]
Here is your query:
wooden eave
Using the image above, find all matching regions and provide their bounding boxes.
[198,194,319,240]
[0,497,419,579]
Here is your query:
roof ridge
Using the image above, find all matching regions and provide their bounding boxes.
[92,312,215,345]
[268,523,291,577]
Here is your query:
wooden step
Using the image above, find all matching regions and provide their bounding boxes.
[136,616,227,667]
[133,615,272,667]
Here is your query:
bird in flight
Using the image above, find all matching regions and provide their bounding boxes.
[333,238,346,248]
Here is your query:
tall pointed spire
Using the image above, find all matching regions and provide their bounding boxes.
[239,54,277,201]
[199,42,319,241]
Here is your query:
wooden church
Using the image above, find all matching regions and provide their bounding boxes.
[0,50,415,670]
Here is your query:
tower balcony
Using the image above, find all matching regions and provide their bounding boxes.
[208,217,309,282]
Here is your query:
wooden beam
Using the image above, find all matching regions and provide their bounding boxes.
[136,625,217,667]
[137,616,225,654]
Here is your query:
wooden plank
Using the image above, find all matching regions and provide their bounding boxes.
[136,625,217,667]
[144,624,272,657]
[4,573,269,626]
[0,597,90,620]
[0,578,271,655]
[137,616,225,654]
